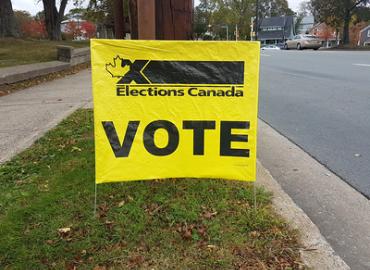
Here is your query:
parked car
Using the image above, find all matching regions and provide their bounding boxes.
[284,35,321,50]
[261,45,281,50]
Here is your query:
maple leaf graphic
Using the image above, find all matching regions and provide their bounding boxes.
[105,56,131,78]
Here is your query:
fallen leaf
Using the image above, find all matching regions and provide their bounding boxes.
[71,146,82,152]
[202,210,218,219]
[182,228,192,240]
[249,231,260,238]
[93,266,106,270]
[58,227,71,238]
[128,254,145,267]
[58,227,71,234]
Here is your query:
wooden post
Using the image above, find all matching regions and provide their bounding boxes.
[113,0,125,39]
[155,0,193,40]
[129,0,138,39]
[129,0,193,40]
[137,0,156,39]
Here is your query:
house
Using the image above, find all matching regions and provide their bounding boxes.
[258,16,294,45]
[61,19,96,40]
[310,22,339,47]
[61,19,86,40]
[358,25,370,46]
[297,16,314,34]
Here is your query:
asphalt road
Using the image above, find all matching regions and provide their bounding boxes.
[259,50,370,198]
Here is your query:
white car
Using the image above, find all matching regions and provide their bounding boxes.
[261,45,281,50]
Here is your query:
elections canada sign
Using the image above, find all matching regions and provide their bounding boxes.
[91,40,260,184]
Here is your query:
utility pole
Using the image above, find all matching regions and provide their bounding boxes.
[255,0,259,41]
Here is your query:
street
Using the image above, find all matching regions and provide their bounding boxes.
[258,50,370,269]
[259,50,370,198]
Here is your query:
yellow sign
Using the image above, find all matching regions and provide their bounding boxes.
[91,40,260,184]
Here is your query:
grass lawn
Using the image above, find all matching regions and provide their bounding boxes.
[0,110,305,269]
[0,38,89,68]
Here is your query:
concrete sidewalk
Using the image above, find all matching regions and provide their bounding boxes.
[0,69,92,163]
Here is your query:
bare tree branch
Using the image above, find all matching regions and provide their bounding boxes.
[350,0,369,11]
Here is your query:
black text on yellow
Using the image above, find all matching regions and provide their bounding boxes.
[102,120,250,158]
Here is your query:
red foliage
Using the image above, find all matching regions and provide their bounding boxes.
[21,20,47,39]
[64,21,81,39]
[81,21,96,38]
[64,20,96,40]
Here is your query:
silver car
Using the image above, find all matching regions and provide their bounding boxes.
[284,35,322,50]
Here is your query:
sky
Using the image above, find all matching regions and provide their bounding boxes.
[11,0,303,16]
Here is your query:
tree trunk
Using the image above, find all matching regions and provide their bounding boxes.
[342,10,350,45]
[113,0,125,38]
[42,0,68,40]
[0,0,19,38]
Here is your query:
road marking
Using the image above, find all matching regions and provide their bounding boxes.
[260,53,271,57]
[352,63,370,67]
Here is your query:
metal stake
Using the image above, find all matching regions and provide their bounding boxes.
[93,182,98,217]
[253,182,257,211]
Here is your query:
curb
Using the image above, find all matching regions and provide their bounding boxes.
[256,161,350,270]
[0,48,90,86]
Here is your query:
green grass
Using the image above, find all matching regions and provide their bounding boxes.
[0,38,89,68]
[0,110,305,269]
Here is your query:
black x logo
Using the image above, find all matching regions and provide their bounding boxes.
[118,60,150,84]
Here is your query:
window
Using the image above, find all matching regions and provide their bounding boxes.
[262,26,283,31]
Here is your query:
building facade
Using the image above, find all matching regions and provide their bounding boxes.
[310,23,339,48]
[358,25,370,46]
[297,16,314,34]
[258,16,294,45]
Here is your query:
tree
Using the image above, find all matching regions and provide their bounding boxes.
[0,0,19,38]
[22,20,47,39]
[259,0,294,17]
[194,0,253,40]
[65,7,86,20]
[311,0,370,44]
[350,21,368,45]
[42,0,69,40]
[14,10,32,37]
[193,0,295,40]
[193,0,217,38]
